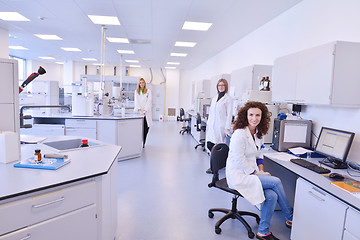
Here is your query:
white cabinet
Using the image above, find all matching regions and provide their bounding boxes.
[230,65,272,99]
[21,124,65,136]
[117,119,143,160]
[291,178,347,240]
[97,120,117,145]
[272,41,360,106]
[344,207,360,240]
[65,119,97,139]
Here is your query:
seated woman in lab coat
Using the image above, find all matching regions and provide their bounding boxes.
[134,78,152,147]
[226,101,293,240]
[205,78,233,173]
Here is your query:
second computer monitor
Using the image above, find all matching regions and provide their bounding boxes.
[315,127,355,169]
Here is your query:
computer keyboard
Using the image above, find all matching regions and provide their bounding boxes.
[290,158,331,174]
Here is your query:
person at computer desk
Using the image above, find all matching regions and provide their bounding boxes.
[205,78,233,174]
[226,101,293,240]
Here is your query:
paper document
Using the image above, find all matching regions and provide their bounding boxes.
[288,147,313,155]
[20,135,47,144]
[265,152,294,162]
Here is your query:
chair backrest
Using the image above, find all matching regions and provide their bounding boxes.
[210,143,229,173]
[196,113,202,131]
[179,108,185,120]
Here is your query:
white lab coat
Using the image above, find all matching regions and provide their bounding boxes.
[225,127,265,205]
[206,93,233,144]
[134,89,153,127]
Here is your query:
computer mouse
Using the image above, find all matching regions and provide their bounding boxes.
[329,173,344,180]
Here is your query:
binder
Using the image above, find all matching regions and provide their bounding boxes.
[14,157,71,170]
[330,181,360,194]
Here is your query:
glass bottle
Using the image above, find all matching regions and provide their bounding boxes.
[259,77,265,91]
[263,76,270,91]
[34,149,42,162]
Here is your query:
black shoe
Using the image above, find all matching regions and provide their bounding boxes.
[285,220,292,228]
[205,168,213,174]
[256,232,279,240]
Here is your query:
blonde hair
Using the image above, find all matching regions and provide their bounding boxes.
[136,78,148,94]
[216,78,228,93]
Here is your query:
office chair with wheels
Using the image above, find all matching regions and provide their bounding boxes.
[179,108,191,135]
[208,143,260,239]
[194,113,206,151]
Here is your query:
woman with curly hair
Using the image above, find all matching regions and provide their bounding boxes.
[226,101,293,240]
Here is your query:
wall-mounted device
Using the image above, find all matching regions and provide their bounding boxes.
[272,119,312,151]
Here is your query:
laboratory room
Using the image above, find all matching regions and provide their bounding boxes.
[2,0,360,240]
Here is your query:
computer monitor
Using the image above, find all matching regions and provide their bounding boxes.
[315,127,355,169]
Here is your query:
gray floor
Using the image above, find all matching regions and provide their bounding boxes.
[116,121,291,240]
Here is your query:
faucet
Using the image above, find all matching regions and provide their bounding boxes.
[20,105,71,128]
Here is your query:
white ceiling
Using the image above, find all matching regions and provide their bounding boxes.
[0,0,302,70]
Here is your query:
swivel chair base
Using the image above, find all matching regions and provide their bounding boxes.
[195,139,206,151]
[208,195,260,239]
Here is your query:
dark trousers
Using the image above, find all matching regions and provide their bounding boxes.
[143,117,149,146]
[207,141,215,152]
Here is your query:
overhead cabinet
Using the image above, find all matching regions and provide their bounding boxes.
[272,41,360,106]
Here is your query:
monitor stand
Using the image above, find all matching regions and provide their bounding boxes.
[319,158,347,169]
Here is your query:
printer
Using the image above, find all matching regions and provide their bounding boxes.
[272,119,312,152]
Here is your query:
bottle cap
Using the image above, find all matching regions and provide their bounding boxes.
[35,149,41,153]
[81,139,88,145]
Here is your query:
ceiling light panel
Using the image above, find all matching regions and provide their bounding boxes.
[117,50,135,54]
[9,46,28,50]
[129,65,141,68]
[175,41,197,47]
[125,60,139,63]
[167,62,180,65]
[34,34,62,40]
[182,21,213,31]
[82,58,97,61]
[55,62,64,64]
[88,15,120,25]
[170,53,187,57]
[39,56,55,60]
[0,12,30,21]
[107,37,129,43]
[165,67,176,69]
[61,47,81,52]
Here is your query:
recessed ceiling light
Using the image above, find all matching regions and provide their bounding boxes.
[165,67,176,69]
[34,34,62,40]
[92,63,104,66]
[182,21,212,31]
[125,60,139,63]
[0,12,30,21]
[55,62,64,64]
[117,50,134,54]
[61,47,81,52]
[107,37,129,43]
[39,56,55,60]
[175,41,197,47]
[170,53,187,57]
[167,62,180,65]
[82,58,97,61]
[88,15,120,25]
[9,46,28,50]
[129,65,141,68]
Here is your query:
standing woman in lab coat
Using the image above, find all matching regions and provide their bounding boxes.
[134,78,152,147]
[205,78,233,173]
[226,101,293,240]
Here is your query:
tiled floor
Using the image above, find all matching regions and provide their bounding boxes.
[116,121,291,240]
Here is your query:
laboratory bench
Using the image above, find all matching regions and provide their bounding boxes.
[0,136,121,240]
[264,153,360,240]
[20,113,144,161]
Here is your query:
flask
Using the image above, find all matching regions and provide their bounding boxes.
[80,139,89,147]
[34,149,42,162]
[263,76,270,91]
[259,77,265,91]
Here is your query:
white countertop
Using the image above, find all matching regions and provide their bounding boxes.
[31,112,144,120]
[0,136,121,201]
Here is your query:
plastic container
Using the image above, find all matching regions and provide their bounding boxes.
[80,139,89,147]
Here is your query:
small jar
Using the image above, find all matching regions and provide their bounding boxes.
[34,149,42,162]
[80,139,89,147]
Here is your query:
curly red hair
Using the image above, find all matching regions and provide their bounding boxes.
[233,101,271,138]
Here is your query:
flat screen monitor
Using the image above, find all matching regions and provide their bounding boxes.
[315,127,355,169]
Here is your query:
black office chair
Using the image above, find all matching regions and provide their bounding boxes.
[194,113,206,151]
[208,143,260,239]
[179,108,191,135]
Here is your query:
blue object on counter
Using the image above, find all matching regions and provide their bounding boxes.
[277,113,287,119]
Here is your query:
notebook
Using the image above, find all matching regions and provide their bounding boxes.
[330,181,360,194]
[14,157,71,170]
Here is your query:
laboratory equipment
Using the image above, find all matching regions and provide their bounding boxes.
[316,127,355,169]
[19,66,46,93]
[72,77,94,116]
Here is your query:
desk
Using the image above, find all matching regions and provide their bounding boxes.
[264,154,360,240]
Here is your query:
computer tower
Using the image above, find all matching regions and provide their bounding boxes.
[272,119,312,152]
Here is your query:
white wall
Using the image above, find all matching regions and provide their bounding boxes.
[181,0,360,163]
[0,28,8,58]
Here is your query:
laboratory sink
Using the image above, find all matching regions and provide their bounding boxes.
[42,139,99,152]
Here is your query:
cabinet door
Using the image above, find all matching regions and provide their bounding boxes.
[231,65,254,98]
[344,207,360,239]
[66,128,96,139]
[296,42,334,104]
[97,120,117,145]
[117,119,143,160]
[20,124,65,136]
[0,62,14,104]
[343,230,360,240]
[0,205,97,240]
[291,178,347,240]
[272,53,298,103]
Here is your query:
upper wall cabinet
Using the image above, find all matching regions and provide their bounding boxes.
[230,65,272,99]
[272,41,360,106]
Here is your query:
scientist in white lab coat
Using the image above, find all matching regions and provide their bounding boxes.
[134,78,152,147]
[226,101,293,240]
[205,78,233,173]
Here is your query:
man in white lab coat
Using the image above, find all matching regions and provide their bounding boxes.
[205,78,233,173]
